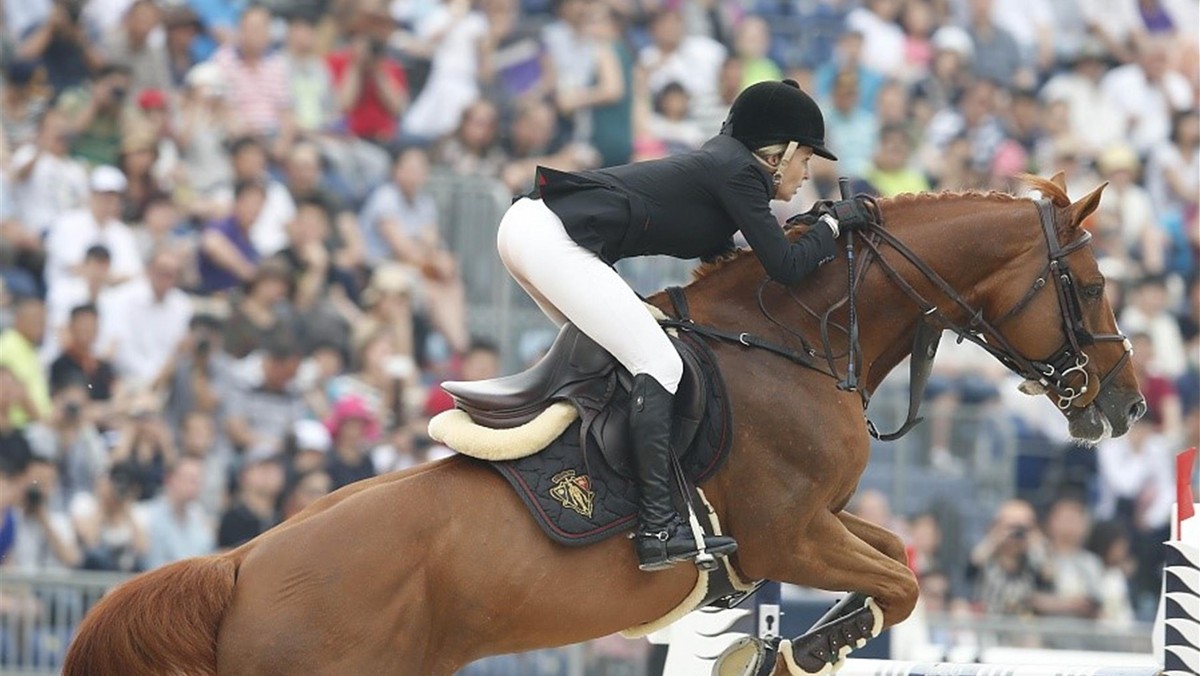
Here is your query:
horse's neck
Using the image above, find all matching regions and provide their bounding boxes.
[677,196,1033,393]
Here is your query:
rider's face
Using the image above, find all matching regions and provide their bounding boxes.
[773,147,814,201]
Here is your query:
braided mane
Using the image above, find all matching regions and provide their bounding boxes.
[692,176,1071,281]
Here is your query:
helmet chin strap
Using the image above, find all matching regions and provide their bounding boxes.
[756,141,799,187]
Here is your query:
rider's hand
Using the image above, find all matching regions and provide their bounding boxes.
[822,198,874,235]
[784,201,833,227]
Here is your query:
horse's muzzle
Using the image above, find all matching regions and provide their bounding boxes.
[1082,388,1146,440]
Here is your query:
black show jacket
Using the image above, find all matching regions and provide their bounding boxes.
[534,134,838,286]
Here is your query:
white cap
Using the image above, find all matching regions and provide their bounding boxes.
[90,165,128,194]
[294,419,331,453]
[185,62,226,96]
[931,26,974,60]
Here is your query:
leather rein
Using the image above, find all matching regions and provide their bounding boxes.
[659,197,1132,439]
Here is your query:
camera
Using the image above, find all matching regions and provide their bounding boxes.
[59,0,84,24]
[1009,525,1029,540]
[64,400,81,420]
[195,336,212,357]
[24,484,44,511]
[368,39,386,59]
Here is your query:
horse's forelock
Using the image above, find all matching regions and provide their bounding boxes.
[1018,174,1071,207]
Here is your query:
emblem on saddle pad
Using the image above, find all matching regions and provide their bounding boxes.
[549,470,595,519]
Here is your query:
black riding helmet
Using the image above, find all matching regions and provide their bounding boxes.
[720,79,838,161]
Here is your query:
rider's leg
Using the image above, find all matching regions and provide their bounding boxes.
[497,200,568,327]
[496,197,735,570]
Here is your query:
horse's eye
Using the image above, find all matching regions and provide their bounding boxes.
[1082,283,1104,300]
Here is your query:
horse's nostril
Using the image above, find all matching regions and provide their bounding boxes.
[1129,399,1147,422]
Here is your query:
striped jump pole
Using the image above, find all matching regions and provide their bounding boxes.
[835,660,1162,676]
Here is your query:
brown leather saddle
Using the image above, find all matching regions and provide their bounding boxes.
[441,324,710,477]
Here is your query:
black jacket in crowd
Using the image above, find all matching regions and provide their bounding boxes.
[534,134,838,286]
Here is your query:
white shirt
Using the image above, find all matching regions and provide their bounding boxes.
[1119,305,1187,378]
[846,7,907,78]
[1100,64,1193,154]
[140,496,215,570]
[99,278,192,385]
[9,145,90,237]
[213,179,295,256]
[640,36,727,105]
[1096,432,1175,530]
[990,0,1052,53]
[44,208,144,287]
[1040,72,1126,156]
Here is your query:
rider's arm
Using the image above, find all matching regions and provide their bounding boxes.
[717,165,838,286]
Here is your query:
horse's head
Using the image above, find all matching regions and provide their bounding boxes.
[987,174,1143,442]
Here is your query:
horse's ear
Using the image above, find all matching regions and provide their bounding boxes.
[1048,171,1068,193]
[1069,182,1108,228]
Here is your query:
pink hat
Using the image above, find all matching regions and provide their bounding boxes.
[324,396,381,441]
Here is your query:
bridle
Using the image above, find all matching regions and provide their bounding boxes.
[660,196,1134,433]
[857,197,1133,410]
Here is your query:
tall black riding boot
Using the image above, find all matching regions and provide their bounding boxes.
[630,374,737,571]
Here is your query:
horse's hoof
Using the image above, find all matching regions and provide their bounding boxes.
[777,600,881,676]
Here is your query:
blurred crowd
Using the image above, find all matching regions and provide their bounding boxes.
[0,0,1196,640]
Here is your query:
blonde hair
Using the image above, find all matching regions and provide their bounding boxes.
[752,143,789,166]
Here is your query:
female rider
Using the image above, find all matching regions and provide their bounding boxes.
[496,79,868,571]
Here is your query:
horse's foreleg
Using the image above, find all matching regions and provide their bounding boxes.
[781,509,918,628]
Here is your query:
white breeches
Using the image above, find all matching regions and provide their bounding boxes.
[497,197,684,394]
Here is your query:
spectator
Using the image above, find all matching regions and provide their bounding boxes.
[1086,520,1137,626]
[291,418,332,477]
[43,245,112,362]
[223,258,301,359]
[73,461,148,572]
[923,79,1006,179]
[48,304,120,406]
[1100,37,1193,155]
[117,129,169,224]
[176,62,235,220]
[1036,497,1103,619]
[102,0,171,95]
[648,83,706,152]
[478,0,551,118]
[402,0,488,142]
[282,143,366,277]
[163,314,232,429]
[1095,422,1175,613]
[110,389,177,498]
[556,2,631,165]
[328,329,410,432]
[964,0,1028,88]
[432,99,508,177]
[224,337,308,455]
[500,97,599,195]
[163,6,204,88]
[142,456,215,569]
[15,0,105,93]
[864,124,929,197]
[56,63,134,167]
[178,410,230,516]
[638,9,726,113]
[898,0,935,81]
[35,382,107,503]
[732,16,781,88]
[217,446,284,549]
[324,396,378,489]
[1094,145,1165,276]
[423,338,500,416]
[197,179,266,295]
[1145,110,1199,273]
[281,468,333,521]
[815,31,884,114]
[1120,276,1187,378]
[276,202,357,348]
[912,26,973,116]
[223,136,296,257]
[209,6,295,147]
[845,0,906,80]
[353,264,417,370]
[281,15,337,137]
[1041,42,1126,158]
[98,248,192,387]
[0,60,51,149]
[8,108,90,244]
[1,456,81,571]
[359,147,470,354]
[0,296,50,426]
[824,71,878,179]
[327,17,410,145]
[0,367,36,467]
[44,165,142,288]
[969,499,1046,616]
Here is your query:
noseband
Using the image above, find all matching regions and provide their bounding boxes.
[860,197,1132,410]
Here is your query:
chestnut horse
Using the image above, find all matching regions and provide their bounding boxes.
[63,175,1143,676]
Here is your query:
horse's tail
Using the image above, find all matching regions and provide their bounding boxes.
[63,553,239,676]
